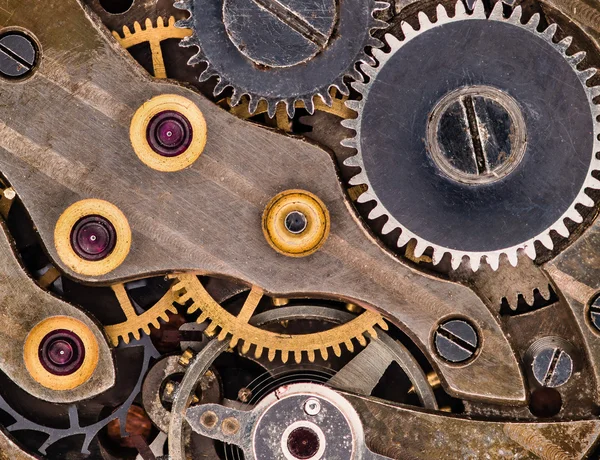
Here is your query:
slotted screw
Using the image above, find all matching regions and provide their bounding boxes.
[0,31,38,79]
[589,296,600,333]
[531,347,573,388]
[434,319,479,363]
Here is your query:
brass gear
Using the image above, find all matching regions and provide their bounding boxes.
[105,283,178,346]
[112,16,192,79]
[169,273,388,364]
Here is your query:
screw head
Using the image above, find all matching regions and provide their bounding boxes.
[223,0,337,68]
[303,397,321,416]
[200,410,218,430]
[0,31,38,79]
[434,319,479,363]
[427,86,527,185]
[532,347,573,388]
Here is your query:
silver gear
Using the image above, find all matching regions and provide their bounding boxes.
[342,0,600,271]
[175,0,389,117]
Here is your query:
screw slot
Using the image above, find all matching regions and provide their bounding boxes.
[0,30,39,80]
[434,319,479,364]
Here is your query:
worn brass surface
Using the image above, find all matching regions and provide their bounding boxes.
[346,392,600,459]
[23,315,99,391]
[0,0,527,403]
[262,189,330,257]
[54,199,132,276]
[0,220,114,403]
[129,94,207,172]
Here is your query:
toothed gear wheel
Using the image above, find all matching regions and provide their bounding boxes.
[342,0,600,271]
[174,0,389,117]
[170,274,388,364]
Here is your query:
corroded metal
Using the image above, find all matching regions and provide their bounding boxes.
[0,0,525,403]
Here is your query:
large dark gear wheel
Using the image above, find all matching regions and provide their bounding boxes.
[343,0,600,271]
[175,0,390,117]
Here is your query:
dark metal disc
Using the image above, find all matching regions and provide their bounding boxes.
[359,19,594,252]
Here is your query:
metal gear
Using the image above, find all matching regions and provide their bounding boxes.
[342,0,600,271]
[111,16,192,79]
[174,0,390,117]
[170,273,388,363]
[105,282,178,346]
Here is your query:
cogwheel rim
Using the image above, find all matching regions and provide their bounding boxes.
[174,0,390,117]
[169,273,388,364]
[112,16,192,79]
[105,283,178,346]
[342,0,600,272]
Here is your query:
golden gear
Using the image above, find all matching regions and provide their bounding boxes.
[112,17,192,79]
[170,273,388,364]
[105,283,178,346]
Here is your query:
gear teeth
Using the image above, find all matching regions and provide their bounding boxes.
[348,171,367,186]
[451,254,465,271]
[381,220,396,235]
[489,0,504,20]
[542,23,558,40]
[412,240,428,258]
[579,192,595,208]
[368,203,387,220]
[303,96,316,115]
[344,340,355,353]
[356,334,368,347]
[523,243,537,260]
[281,350,290,363]
[506,250,519,268]
[319,90,335,107]
[568,209,584,224]
[553,220,570,238]
[526,12,541,31]
[454,0,467,17]
[374,1,390,11]
[471,0,486,19]
[437,4,450,21]
[342,155,360,167]
[486,254,501,271]
[557,36,574,53]
[539,233,554,250]
[418,11,433,28]
[579,68,597,83]
[307,350,316,362]
[213,78,229,96]
[246,96,258,115]
[568,51,587,66]
[254,345,263,359]
[230,90,242,108]
[400,21,418,39]
[508,5,524,25]
[268,349,276,361]
[469,255,482,272]
[320,347,329,361]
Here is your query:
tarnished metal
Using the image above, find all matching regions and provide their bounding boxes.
[0,0,526,403]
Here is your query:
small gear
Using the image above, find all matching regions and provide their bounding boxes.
[170,273,388,363]
[175,0,389,117]
[342,0,600,271]
[112,16,192,79]
[105,283,178,346]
